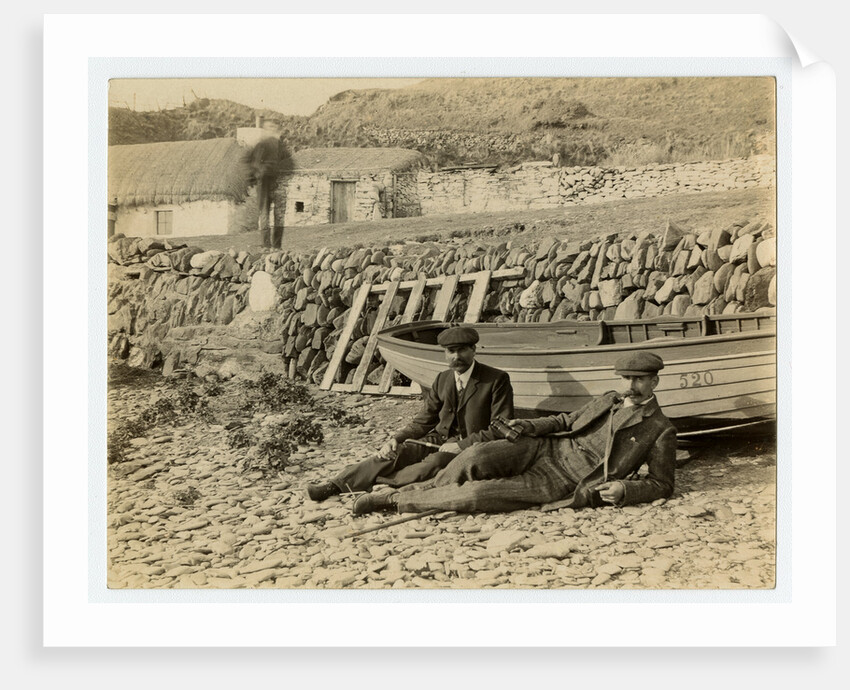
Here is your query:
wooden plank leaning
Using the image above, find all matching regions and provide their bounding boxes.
[431,274,459,321]
[376,275,428,394]
[319,281,372,391]
[462,270,492,323]
[360,267,525,397]
[350,280,401,392]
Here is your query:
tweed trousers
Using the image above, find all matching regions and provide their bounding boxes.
[395,437,580,513]
[330,434,456,492]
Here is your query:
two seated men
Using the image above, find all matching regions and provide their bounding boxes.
[307,325,676,516]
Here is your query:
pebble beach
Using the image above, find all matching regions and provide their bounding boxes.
[106,364,777,591]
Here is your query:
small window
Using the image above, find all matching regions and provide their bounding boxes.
[156,210,173,235]
[294,201,305,213]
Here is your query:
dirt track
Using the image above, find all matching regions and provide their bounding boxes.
[170,187,775,257]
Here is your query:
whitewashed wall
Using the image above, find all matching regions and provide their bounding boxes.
[115,200,236,238]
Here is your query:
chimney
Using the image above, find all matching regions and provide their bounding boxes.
[237,114,277,147]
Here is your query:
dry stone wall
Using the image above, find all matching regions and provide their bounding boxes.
[392,172,421,218]
[362,126,520,155]
[418,155,775,215]
[107,215,777,386]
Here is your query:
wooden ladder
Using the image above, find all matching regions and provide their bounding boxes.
[319,267,524,396]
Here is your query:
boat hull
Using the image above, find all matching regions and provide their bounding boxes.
[376,318,776,435]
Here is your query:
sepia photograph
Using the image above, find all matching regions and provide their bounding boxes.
[103,74,779,592]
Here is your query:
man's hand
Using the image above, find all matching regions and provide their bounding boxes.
[596,481,625,505]
[377,439,399,459]
[439,441,461,454]
[506,419,534,436]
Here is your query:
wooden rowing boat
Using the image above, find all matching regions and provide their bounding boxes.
[375,311,777,436]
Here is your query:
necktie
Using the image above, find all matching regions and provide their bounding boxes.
[602,400,623,482]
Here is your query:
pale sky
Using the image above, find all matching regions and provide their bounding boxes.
[108,78,425,116]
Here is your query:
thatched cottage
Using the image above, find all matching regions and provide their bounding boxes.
[108,128,276,238]
[275,147,428,227]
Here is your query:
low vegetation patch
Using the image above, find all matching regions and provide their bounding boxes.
[171,486,202,507]
[108,367,366,476]
[318,403,366,428]
[107,396,180,465]
[237,372,313,413]
[239,415,325,477]
[226,426,253,450]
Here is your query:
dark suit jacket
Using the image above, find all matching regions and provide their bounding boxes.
[393,361,514,449]
[527,391,677,507]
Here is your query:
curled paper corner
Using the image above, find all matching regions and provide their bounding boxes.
[763,14,829,69]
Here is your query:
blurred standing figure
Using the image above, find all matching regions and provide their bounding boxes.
[370,182,385,220]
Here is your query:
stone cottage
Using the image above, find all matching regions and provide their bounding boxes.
[275,147,428,227]
[107,126,276,238]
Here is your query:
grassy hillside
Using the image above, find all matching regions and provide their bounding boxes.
[109,98,313,147]
[109,77,775,168]
[312,77,775,166]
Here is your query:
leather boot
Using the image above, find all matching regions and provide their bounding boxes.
[306,481,341,502]
[352,491,399,516]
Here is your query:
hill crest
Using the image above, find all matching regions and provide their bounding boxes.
[108,77,775,168]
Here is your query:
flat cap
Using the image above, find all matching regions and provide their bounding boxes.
[437,325,479,347]
[614,351,664,376]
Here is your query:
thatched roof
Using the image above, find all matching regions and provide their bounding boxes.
[287,147,427,174]
[108,138,251,207]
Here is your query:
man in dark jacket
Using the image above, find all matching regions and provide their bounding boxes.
[306,326,514,501]
[352,351,676,515]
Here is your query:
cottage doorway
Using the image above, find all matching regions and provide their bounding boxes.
[331,181,356,223]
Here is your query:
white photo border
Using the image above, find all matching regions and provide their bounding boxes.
[44,14,835,646]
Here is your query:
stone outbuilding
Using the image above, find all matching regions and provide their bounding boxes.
[107,130,275,238]
[275,147,428,227]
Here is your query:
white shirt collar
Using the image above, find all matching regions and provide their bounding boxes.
[455,361,475,390]
[623,394,654,408]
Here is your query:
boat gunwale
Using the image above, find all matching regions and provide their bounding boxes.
[379,349,776,376]
[376,319,777,358]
